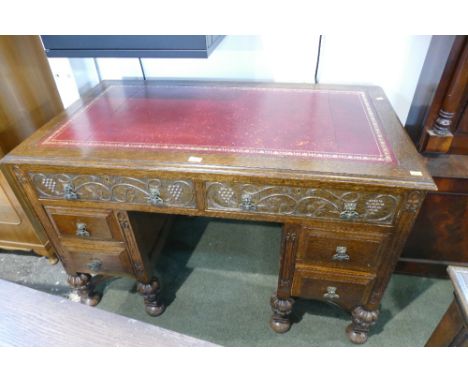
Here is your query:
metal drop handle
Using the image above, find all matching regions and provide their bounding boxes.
[340,202,359,220]
[76,222,90,237]
[87,259,102,273]
[323,286,340,300]
[332,246,350,261]
[240,193,256,211]
[64,183,78,200]
[147,186,164,206]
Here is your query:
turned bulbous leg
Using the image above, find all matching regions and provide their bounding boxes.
[67,273,101,306]
[137,277,165,317]
[346,306,379,344]
[47,253,59,265]
[270,294,295,333]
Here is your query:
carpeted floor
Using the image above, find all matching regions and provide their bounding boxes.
[0,216,452,346]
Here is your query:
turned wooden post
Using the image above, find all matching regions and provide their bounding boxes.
[421,37,468,153]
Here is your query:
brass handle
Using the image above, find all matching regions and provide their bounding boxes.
[340,202,359,220]
[87,259,102,273]
[147,186,164,206]
[323,286,340,300]
[64,183,78,200]
[332,246,350,261]
[240,194,256,211]
[75,223,90,237]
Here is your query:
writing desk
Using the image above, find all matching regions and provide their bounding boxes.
[1,81,436,344]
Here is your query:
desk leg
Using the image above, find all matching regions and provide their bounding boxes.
[346,306,379,344]
[67,273,101,307]
[137,277,165,317]
[270,295,294,333]
[270,224,299,334]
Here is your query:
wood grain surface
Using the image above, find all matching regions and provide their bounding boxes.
[0,278,217,347]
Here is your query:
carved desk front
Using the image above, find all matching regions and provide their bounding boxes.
[1,81,436,344]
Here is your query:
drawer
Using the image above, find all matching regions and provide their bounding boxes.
[296,225,390,272]
[60,241,138,276]
[205,182,400,225]
[29,172,196,209]
[291,267,375,310]
[45,207,123,242]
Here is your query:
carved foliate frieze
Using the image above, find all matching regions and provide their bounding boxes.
[29,172,196,208]
[206,182,400,224]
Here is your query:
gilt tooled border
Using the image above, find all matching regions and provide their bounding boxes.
[41,85,394,163]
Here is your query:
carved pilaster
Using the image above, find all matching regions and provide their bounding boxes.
[116,211,146,278]
[137,277,165,317]
[277,228,299,295]
[67,273,101,306]
[346,306,380,344]
[270,225,298,334]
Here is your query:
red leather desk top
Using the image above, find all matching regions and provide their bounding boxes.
[41,84,395,164]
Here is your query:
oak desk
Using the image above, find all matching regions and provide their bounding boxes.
[1,81,436,344]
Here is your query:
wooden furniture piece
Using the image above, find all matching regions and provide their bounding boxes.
[398,36,468,277]
[426,266,468,346]
[1,80,436,344]
[0,35,63,262]
[0,279,217,346]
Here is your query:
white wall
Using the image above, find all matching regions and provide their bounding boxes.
[318,35,432,124]
[49,35,432,124]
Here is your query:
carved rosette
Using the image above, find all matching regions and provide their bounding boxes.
[29,172,196,208]
[346,306,380,344]
[137,278,165,317]
[206,182,399,224]
[404,190,424,213]
[12,165,28,185]
[270,294,295,333]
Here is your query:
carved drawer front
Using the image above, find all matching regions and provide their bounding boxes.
[29,172,196,209]
[291,267,375,310]
[296,225,390,272]
[45,207,123,242]
[205,182,400,225]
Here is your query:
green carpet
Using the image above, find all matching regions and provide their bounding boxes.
[0,216,452,346]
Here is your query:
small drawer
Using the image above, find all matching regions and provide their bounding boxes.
[60,240,140,276]
[291,267,375,310]
[45,207,123,242]
[296,225,390,272]
[64,247,133,276]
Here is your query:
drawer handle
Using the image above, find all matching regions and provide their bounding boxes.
[332,246,350,261]
[340,202,359,220]
[64,183,78,200]
[147,186,164,206]
[75,223,90,237]
[323,286,340,300]
[240,194,256,211]
[87,259,102,273]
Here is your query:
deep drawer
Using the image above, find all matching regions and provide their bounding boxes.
[291,266,375,310]
[205,182,400,225]
[45,206,123,242]
[29,172,196,209]
[296,224,390,272]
